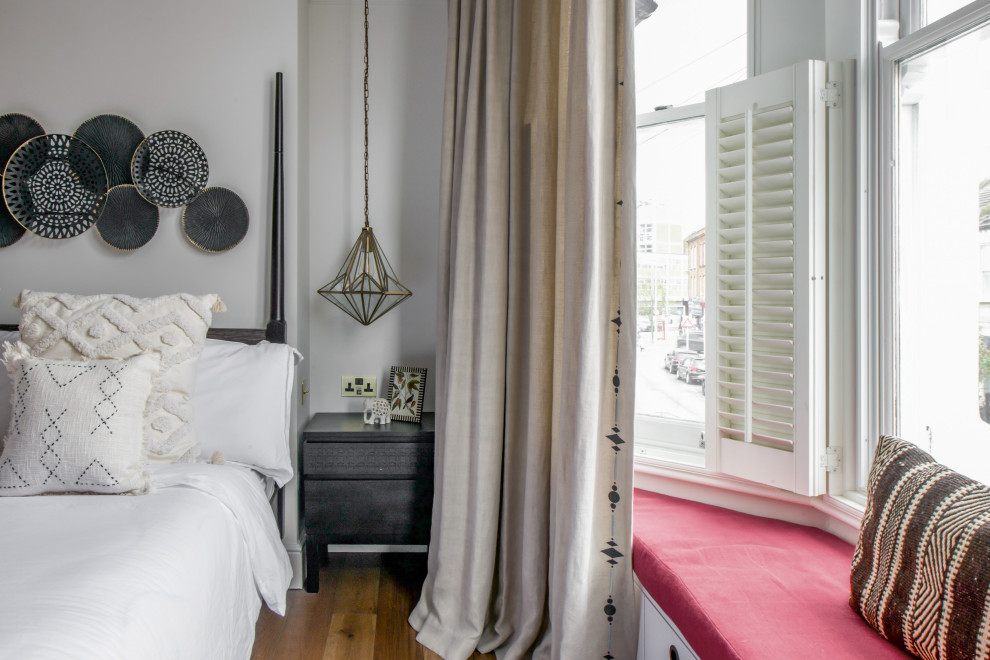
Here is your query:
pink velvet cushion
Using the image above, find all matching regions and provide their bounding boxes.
[633,489,911,659]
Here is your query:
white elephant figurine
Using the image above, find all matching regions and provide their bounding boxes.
[363,397,391,425]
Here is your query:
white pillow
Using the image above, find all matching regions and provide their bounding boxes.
[15,290,224,464]
[0,330,18,444]
[193,339,301,486]
[0,342,158,495]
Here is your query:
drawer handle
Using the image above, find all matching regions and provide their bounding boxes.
[669,645,679,660]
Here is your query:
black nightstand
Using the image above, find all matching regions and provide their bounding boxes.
[301,412,435,593]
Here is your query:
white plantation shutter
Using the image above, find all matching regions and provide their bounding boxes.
[704,61,828,496]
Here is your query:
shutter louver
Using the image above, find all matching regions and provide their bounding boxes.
[705,61,828,496]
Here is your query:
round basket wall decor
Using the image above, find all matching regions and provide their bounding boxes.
[96,184,159,251]
[0,113,45,248]
[2,133,108,239]
[182,186,248,253]
[131,129,208,208]
[0,113,44,168]
[0,214,25,249]
[74,114,144,189]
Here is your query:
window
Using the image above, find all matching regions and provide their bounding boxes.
[634,0,748,114]
[916,0,980,30]
[634,0,747,467]
[879,1,990,485]
[636,115,707,465]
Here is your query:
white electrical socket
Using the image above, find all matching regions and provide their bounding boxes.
[341,376,377,397]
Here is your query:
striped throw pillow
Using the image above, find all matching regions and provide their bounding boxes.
[850,435,990,660]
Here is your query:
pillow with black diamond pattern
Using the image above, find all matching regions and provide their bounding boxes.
[15,290,224,464]
[0,341,158,495]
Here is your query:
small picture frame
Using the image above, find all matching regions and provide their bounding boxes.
[387,366,427,423]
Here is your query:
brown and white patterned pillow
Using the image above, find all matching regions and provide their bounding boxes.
[15,290,224,463]
[0,342,158,495]
[850,434,990,660]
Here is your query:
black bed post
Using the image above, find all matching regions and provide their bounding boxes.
[266,72,287,345]
[267,72,287,537]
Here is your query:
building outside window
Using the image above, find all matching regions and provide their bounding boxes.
[684,228,705,303]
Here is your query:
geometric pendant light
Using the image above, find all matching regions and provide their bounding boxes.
[318,224,412,325]
[318,0,411,325]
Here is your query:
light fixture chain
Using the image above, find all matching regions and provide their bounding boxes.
[363,0,370,228]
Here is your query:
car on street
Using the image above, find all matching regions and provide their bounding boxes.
[665,349,699,374]
[678,356,706,384]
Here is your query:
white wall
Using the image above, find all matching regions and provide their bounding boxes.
[0,0,301,332]
[307,0,445,415]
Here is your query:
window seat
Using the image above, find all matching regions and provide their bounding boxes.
[633,488,912,659]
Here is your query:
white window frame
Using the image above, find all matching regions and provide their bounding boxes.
[899,0,990,35]
[876,1,990,465]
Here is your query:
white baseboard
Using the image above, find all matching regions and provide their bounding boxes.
[287,547,303,590]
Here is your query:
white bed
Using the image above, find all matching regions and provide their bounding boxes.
[0,317,299,660]
[0,462,290,660]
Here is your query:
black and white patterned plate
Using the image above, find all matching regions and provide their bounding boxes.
[131,130,208,208]
[2,133,108,239]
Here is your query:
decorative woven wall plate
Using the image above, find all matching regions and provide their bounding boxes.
[182,186,248,253]
[0,113,45,248]
[0,113,44,168]
[0,213,26,248]
[3,134,107,239]
[131,130,208,207]
[96,184,159,251]
[74,114,144,188]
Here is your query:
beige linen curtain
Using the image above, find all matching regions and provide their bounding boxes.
[409,1,638,658]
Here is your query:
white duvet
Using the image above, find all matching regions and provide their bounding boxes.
[0,463,291,660]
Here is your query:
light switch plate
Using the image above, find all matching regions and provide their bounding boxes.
[341,376,377,397]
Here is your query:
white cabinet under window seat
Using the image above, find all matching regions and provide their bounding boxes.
[636,585,700,660]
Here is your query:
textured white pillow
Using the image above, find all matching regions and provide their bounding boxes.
[15,291,224,464]
[0,342,158,495]
[0,330,17,445]
[194,339,301,486]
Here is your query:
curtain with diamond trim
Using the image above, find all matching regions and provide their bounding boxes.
[408,1,638,658]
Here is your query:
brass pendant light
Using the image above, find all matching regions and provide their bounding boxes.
[318,0,411,325]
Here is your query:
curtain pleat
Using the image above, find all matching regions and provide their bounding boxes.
[409,1,638,657]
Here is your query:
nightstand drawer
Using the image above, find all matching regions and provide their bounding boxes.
[303,442,434,478]
[303,479,432,544]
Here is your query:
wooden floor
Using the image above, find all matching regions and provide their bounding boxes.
[251,553,495,660]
